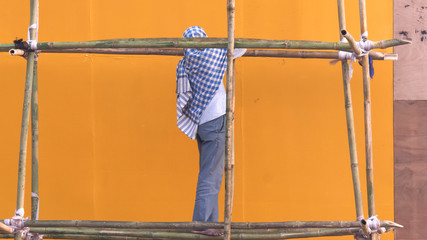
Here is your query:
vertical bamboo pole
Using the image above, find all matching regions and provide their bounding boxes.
[224,0,236,239]
[31,59,39,221]
[358,1,377,240]
[15,2,38,239]
[337,0,364,221]
[15,55,35,240]
[358,0,375,218]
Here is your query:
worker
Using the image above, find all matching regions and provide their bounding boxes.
[176,26,246,236]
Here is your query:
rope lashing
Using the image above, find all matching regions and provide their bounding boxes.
[367,216,386,234]
[361,31,368,41]
[356,38,375,79]
[353,216,387,240]
[21,227,43,240]
[27,24,38,50]
[31,192,40,220]
[331,37,375,80]
[4,208,29,233]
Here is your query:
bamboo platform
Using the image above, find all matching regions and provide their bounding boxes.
[0,0,409,240]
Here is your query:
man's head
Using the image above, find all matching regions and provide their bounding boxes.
[183,26,207,38]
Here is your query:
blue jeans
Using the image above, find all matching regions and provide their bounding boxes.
[192,115,226,222]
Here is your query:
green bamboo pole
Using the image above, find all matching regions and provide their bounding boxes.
[31,59,39,221]
[224,0,236,239]
[0,227,398,240]
[340,30,361,55]
[0,227,347,235]
[0,223,13,234]
[357,1,377,238]
[6,227,361,240]
[15,0,38,238]
[32,48,397,60]
[337,0,365,222]
[0,38,410,52]
[358,0,376,219]
[12,220,402,229]
[14,43,34,225]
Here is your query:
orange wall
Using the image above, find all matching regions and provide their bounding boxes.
[0,1,394,240]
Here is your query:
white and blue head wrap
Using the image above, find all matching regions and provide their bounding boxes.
[176,26,228,139]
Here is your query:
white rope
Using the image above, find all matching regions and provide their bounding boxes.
[354,229,368,240]
[20,227,30,239]
[21,227,43,240]
[26,233,44,240]
[31,192,40,220]
[356,39,374,55]
[366,216,386,233]
[4,209,30,233]
[335,37,374,80]
[360,31,368,40]
[15,208,24,217]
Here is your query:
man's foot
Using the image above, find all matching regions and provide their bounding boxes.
[191,229,223,236]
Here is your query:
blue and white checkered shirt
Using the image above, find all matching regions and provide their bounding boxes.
[176,26,228,139]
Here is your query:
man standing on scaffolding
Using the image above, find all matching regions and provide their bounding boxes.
[176,26,246,236]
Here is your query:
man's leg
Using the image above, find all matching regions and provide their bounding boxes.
[192,115,225,236]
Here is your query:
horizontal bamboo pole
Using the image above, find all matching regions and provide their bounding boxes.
[33,48,397,60]
[17,227,362,240]
[0,223,12,234]
[0,227,396,240]
[8,220,402,229]
[0,38,410,52]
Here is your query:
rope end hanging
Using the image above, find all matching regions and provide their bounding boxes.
[358,56,374,79]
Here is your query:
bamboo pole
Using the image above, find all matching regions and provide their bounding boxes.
[0,227,398,240]
[337,0,365,221]
[224,0,236,239]
[358,0,376,219]
[31,48,398,60]
[10,220,402,229]
[0,223,13,234]
[31,59,39,221]
[5,227,361,240]
[0,38,410,52]
[357,1,377,239]
[340,30,361,56]
[15,0,38,237]
[15,47,35,223]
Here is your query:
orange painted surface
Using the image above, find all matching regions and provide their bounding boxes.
[0,1,394,239]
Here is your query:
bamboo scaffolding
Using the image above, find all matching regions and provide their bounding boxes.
[0,1,408,240]
[31,59,39,221]
[224,0,236,239]
[6,220,401,229]
[337,0,365,221]
[9,48,396,61]
[0,38,410,52]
